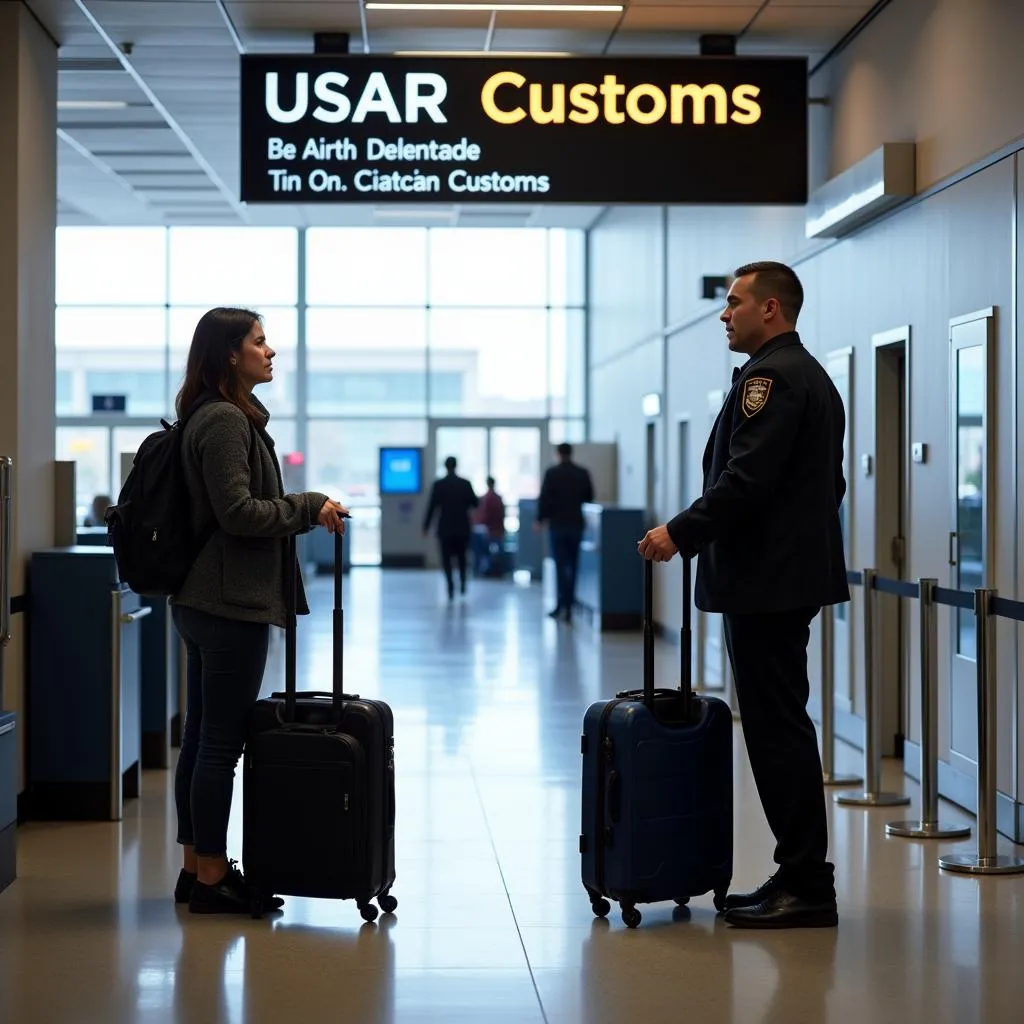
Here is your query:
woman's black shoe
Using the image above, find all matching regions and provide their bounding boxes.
[187,861,286,915]
[174,868,198,904]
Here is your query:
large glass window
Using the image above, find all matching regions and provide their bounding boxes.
[306,307,427,417]
[56,306,168,417]
[548,308,586,418]
[306,228,427,306]
[56,225,587,555]
[427,228,549,307]
[57,426,110,522]
[308,419,428,565]
[168,227,298,306]
[428,308,548,417]
[56,227,167,306]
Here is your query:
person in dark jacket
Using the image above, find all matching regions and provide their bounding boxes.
[171,307,348,915]
[639,261,849,930]
[537,443,594,621]
[423,456,478,600]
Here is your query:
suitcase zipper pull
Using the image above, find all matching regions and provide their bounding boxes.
[344,793,350,812]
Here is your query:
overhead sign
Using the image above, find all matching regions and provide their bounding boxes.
[239,56,808,205]
[92,394,127,413]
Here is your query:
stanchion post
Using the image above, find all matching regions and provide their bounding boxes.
[887,579,970,838]
[940,589,1024,874]
[820,602,861,787]
[0,456,11,699]
[836,568,911,808]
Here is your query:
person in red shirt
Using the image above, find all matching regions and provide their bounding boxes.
[472,477,506,576]
[476,477,505,539]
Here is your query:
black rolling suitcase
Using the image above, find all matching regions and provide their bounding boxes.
[242,531,397,922]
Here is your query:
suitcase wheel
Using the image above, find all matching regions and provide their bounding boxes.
[674,898,690,907]
[250,895,264,920]
[378,892,398,915]
[359,902,379,923]
[621,905,642,929]
[713,888,730,913]
[590,897,610,919]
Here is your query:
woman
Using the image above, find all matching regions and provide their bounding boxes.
[170,307,348,914]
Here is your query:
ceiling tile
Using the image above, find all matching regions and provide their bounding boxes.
[226,1,363,32]
[748,3,875,34]
[620,6,761,31]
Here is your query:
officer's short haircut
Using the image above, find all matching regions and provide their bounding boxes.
[733,261,804,324]
[557,443,573,458]
[445,456,457,471]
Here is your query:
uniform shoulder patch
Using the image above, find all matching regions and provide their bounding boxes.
[740,376,773,418]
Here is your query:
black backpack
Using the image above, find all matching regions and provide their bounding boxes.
[105,407,212,596]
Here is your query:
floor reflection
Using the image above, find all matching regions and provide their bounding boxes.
[1,569,1023,1022]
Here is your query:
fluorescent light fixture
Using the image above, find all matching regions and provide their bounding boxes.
[57,100,128,110]
[805,142,915,239]
[367,3,623,11]
[395,50,573,56]
[642,392,662,418]
[373,208,455,219]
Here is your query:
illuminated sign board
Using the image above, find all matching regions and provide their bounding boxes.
[239,56,808,205]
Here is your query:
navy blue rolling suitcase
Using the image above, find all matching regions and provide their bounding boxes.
[580,556,733,928]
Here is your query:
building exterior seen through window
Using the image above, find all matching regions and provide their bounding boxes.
[55,225,586,563]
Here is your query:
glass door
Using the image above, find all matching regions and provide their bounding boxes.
[434,426,489,497]
[948,310,994,767]
[429,419,548,546]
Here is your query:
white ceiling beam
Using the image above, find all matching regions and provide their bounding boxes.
[213,0,246,55]
[72,0,249,223]
[358,0,371,53]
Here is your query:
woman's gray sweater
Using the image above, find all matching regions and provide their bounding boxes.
[171,396,329,628]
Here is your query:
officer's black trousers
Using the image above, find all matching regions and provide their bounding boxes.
[723,607,835,901]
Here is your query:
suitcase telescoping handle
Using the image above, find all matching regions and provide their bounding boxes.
[285,534,299,723]
[642,556,694,720]
[282,523,350,726]
[680,554,693,720]
[643,558,655,711]
[332,529,346,724]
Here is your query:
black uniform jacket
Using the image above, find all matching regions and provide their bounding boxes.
[423,473,478,540]
[667,332,850,615]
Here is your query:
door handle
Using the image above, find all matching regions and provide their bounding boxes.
[948,531,958,567]
[121,606,153,625]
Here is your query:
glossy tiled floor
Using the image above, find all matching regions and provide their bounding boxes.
[3,569,1024,1023]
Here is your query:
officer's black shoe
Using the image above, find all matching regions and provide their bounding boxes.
[723,888,838,929]
[548,606,563,619]
[722,873,779,912]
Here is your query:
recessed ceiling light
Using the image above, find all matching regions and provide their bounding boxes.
[367,3,623,12]
[57,100,129,110]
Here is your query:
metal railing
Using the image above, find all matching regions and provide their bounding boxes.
[821,566,1024,875]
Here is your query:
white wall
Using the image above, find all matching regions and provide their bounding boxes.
[814,0,1024,191]
[0,5,58,788]
[587,0,1024,834]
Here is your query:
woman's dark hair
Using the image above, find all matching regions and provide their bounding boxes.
[175,306,263,422]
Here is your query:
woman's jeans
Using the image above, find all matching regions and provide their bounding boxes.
[172,605,269,857]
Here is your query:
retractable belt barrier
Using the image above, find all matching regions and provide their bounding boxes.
[835,568,1024,874]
